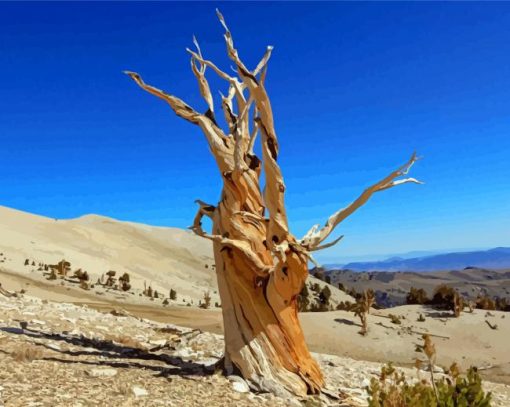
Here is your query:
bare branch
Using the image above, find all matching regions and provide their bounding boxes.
[247,118,259,155]
[189,36,214,116]
[254,46,274,77]
[301,153,423,250]
[216,11,288,243]
[124,70,233,170]
[124,71,201,125]
[186,48,237,84]
[310,235,344,252]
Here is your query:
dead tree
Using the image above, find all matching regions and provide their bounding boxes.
[125,10,422,397]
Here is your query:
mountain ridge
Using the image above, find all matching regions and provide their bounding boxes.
[325,247,510,272]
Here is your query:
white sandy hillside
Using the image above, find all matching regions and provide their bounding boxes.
[0,205,216,304]
[0,205,351,307]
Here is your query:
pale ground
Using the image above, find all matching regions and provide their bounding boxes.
[1,292,509,407]
[0,205,351,308]
[1,205,510,404]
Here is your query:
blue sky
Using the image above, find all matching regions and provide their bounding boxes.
[1,2,509,262]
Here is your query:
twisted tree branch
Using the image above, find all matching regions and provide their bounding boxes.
[301,153,423,250]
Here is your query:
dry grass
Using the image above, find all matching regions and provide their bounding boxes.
[11,344,44,362]
[106,334,144,349]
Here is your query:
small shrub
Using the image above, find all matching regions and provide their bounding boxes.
[170,289,177,300]
[389,314,401,325]
[476,295,496,310]
[417,313,426,322]
[297,284,310,312]
[453,291,463,318]
[199,291,211,309]
[406,287,429,305]
[354,290,375,335]
[12,344,43,363]
[367,336,492,407]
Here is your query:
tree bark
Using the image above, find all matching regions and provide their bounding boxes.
[125,10,421,397]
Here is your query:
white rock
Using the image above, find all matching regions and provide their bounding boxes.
[132,386,148,397]
[86,368,118,378]
[30,319,46,326]
[47,343,61,351]
[361,378,371,388]
[229,376,250,393]
[148,339,167,347]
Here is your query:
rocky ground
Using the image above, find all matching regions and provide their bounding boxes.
[1,292,509,406]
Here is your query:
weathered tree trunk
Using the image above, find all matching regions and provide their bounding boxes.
[125,10,421,397]
[211,174,323,396]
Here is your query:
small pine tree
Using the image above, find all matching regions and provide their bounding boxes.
[406,287,429,305]
[170,289,177,300]
[200,291,211,309]
[297,284,310,312]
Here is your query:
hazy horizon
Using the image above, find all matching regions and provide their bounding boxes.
[2,3,509,263]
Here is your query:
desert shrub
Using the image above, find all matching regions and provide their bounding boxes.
[389,314,401,325]
[12,344,43,363]
[338,282,346,292]
[162,298,169,306]
[476,295,496,311]
[24,259,30,266]
[430,285,465,316]
[31,261,35,266]
[325,275,331,284]
[106,335,143,349]
[121,282,131,291]
[169,289,177,300]
[154,290,159,299]
[199,291,211,309]
[368,336,492,407]
[417,313,426,322]
[406,287,429,305]
[48,270,57,280]
[49,259,71,278]
[119,272,130,284]
[215,302,220,308]
[495,297,510,312]
[79,280,89,290]
[319,285,331,305]
[354,290,376,335]
[313,271,325,281]
[297,284,310,312]
[429,284,456,308]
[336,300,355,311]
[367,364,491,407]
[453,291,463,318]
[311,283,321,293]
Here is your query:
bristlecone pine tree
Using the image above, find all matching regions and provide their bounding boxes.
[125,10,422,397]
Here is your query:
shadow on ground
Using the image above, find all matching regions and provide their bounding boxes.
[0,326,217,379]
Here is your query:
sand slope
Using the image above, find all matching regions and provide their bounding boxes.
[0,205,351,307]
[0,205,217,304]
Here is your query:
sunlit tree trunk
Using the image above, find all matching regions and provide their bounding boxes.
[125,10,421,397]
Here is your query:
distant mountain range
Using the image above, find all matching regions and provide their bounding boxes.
[324,247,510,272]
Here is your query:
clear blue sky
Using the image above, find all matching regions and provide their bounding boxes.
[1,2,509,262]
